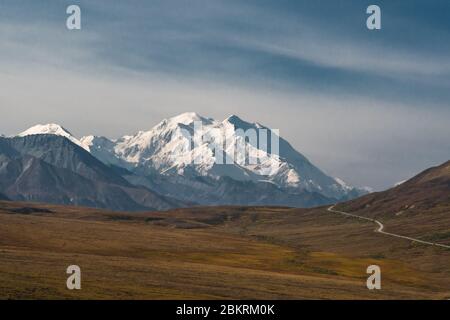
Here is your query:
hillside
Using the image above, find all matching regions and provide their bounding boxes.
[337,160,450,244]
[0,135,180,211]
[339,161,449,213]
[0,199,449,299]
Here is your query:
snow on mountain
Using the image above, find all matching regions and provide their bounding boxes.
[18,124,88,151]
[334,177,373,196]
[14,114,369,202]
[79,135,128,168]
[334,177,352,191]
[83,112,367,200]
[394,180,407,187]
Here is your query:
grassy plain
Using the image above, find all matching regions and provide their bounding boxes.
[0,201,449,299]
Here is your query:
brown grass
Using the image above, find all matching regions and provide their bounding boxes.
[0,201,449,299]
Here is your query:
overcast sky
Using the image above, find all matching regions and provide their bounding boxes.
[1,0,450,190]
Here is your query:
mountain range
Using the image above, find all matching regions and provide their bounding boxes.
[0,113,369,211]
[0,135,181,211]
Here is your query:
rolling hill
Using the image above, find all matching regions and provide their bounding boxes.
[337,160,450,215]
[336,160,450,244]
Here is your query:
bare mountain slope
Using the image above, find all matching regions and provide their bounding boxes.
[338,160,450,216]
[0,135,182,211]
[336,160,450,244]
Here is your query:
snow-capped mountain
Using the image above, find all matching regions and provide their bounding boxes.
[80,135,128,168]
[13,114,369,208]
[0,134,180,211]
[79,112,368,201]
[18,123,87,151]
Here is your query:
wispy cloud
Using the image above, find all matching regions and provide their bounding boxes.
[0,0,449,190]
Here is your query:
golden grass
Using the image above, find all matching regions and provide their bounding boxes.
[0,201,449,299]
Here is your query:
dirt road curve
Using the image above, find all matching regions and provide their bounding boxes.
[327,205,450,250]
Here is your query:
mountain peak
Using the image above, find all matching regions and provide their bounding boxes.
[224,114,243,122]
[20,114,368,206]
[223,114,255,130]
[18,123,73,138]
[168,112,207,125]
[17,123,87,150]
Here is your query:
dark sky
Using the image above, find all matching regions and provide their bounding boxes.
[1,0,449,190]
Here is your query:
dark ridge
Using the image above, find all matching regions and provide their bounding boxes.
[9,207,53,215]
[0,135,183,211]
[0,193,10,201]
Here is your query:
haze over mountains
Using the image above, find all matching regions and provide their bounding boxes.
[1,113,369,211]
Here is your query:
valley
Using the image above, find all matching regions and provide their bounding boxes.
[0,199,449,299]
[1,117,449,300]
[2,0,449,304]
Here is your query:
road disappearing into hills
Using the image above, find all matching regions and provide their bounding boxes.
[327,205,450,250]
